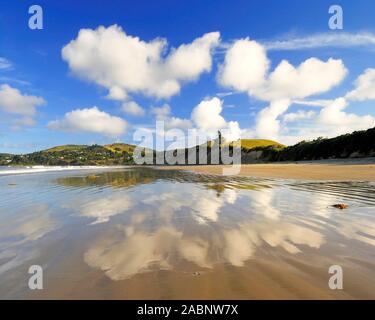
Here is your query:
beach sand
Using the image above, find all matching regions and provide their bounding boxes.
[2,167,375,299]
[157,161,375,181]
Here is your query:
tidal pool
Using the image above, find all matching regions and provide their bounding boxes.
[0,167,375,299]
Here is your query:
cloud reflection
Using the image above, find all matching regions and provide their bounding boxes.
[0,204,57,275]
[83,187,329,280]
[68,194,133,224]
[11,171,371,282]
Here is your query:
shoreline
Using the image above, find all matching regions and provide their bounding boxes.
[156,161,375,181]
[2,159,375,181]
[0,165,129,176]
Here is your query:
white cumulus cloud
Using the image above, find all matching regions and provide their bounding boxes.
[278,98,375,145]
[47,106,127,137]
[218,38,347,140]
[346,68,375,101]
[255,99,290,140]
[62,25,220,100]
[318,98,375,133]
[0,84,45,116]
[191,97,241,141]
[121,101,145,116]
[261,58,347,101]
[151,104,192,130]
[218,39,269,93]
[150,104,172,120]
[191,97,227,131]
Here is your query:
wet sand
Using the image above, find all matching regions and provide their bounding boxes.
[1,168,375,299]
[25,254,373,300]
[158,162,375,181]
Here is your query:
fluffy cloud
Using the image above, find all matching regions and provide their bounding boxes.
[218,39,346,101]
[277,98,375,144]
[151,104,192,130]
[218,38,347,139]
[167,117,193,130]
[282,66,375,143]
[47,106,127,137]
[191,97,241,141]
[107,86,127,101]
[346,68,375,101]
[0,84,45,116]
[141,98,240,144]
[318,98,375,134]
[218,39,269,93]
[191,97,227,131]
[0,84,45,129]
[62,25,220,100]
[166,32,220,81]
[255,99,290,139]
[283,110,316,122]
[223,121,242,142]
[151,104,172,120]
[261,58,347,101]
[121,101,145,116]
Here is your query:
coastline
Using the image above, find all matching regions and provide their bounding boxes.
[2,158,375,181]
[156,159,375,181]
[0,165,129,175]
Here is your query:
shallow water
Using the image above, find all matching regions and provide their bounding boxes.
[0,167,375,299]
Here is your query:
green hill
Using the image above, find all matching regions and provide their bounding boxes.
[231,139,284,150]
[43,145,88,153]
[192,138,284,151]
[104,143,136,154]
[1,127,375,166]
[5,144,135,166]
[255,127,375,162]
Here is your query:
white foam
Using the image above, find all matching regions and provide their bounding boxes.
[0,165,128,176]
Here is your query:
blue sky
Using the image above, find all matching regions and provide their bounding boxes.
[1,0,375,153]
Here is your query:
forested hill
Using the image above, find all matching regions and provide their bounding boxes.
[0,127,374,166]
[254,127,375,162]
[0,144,137,166]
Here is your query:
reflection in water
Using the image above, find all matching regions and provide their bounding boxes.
[84,225,212,280]
[56,167,270,191]
[66,194,134,224]
[56,169,159,189]
[0,204,57,275]
[251,189,281,220]
[1,168,375,298]
[83,188,326,279]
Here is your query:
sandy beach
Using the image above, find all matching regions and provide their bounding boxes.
[157,160,375,181]
[1,167,375,299]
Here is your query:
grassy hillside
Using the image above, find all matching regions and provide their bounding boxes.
[104,143,136,153]
[192,138,284,151]
[231,139,284,150]
[44,145,88,153]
